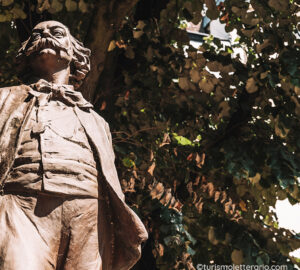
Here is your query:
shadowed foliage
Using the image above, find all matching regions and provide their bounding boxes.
[0,0,299,268]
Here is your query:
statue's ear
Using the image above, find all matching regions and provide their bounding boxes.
[16,37,31,59]
[70,35,91,57]
[69,34,91,89]
[16,37,32,83]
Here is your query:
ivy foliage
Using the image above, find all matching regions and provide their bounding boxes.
[0,0,300,268]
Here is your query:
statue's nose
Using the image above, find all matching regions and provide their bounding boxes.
[41,29,52,38]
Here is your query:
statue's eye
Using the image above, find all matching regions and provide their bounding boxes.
[32,33,41,40]
[53,30,64,38]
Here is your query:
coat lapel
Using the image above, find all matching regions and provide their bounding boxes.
[73,106,125,200]
[0,85,35,186]
[74,107,148,270]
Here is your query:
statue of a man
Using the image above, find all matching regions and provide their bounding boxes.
[0,21,148,270]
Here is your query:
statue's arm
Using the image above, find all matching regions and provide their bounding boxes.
[88,109,116,162]
[86,109,125,200]
[103,121,116,161]
[0,87,12,111]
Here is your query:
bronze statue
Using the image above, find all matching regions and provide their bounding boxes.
[0,20,148,270]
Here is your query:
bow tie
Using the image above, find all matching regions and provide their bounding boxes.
[29,79,93,109]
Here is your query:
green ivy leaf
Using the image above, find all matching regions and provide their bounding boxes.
[122,157,135,168]
[172,133,192,146]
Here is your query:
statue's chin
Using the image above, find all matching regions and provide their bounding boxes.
[38,48,57,56]
[29,48,71,76]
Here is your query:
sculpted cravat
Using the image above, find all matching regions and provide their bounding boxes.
[29,79,93,109]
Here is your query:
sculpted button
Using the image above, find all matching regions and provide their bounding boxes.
[45,171,52,178]
[43,153,51,158]
[78,174,86,181]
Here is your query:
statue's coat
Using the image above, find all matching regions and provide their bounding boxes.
[0,85,148,270]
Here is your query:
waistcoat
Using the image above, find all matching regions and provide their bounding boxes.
[5,92,99,198]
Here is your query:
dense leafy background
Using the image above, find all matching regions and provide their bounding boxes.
[0,0,299,268]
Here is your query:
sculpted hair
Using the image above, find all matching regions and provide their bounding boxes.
[16,28,91,89]
[68,35,91,88]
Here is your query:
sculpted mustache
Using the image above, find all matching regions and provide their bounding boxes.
[25,38,69,56]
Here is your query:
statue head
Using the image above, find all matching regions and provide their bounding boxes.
[16,20,91,88]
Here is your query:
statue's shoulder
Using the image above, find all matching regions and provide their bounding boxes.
[0,85,16,103]
[0,85,13,95]
[0,84,32,106]
[0,84,31,95]
[0,84,26,90]
[89,109,109,126]
[88,109,112,137]
[76,107,111,134]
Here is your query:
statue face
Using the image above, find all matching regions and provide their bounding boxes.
[26,21,74,74]
[16,20,91,86]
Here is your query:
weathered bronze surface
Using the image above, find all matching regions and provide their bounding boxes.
[0,20,148,270]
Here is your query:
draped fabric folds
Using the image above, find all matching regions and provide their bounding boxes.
[0,85,148,270]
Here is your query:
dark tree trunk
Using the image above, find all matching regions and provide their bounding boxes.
[15,0,52,43]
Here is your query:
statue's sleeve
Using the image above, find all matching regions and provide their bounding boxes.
[0,87,11,112]
[75,107,125,201]
[104,121,116,161]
